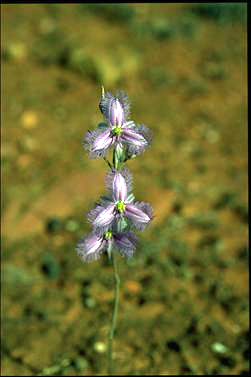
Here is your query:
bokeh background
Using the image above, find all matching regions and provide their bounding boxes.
[1,3,248,376]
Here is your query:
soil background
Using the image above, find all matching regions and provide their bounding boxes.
[1,4,249,376]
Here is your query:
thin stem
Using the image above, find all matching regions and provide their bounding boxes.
[103,157,113,170]
[112,147,116,169]
[108,252,120,375]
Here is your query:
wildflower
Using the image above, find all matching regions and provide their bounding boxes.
[88,169,153,234]
[84,91,152,159]
[76,230,137,262]
[77,87,154,376]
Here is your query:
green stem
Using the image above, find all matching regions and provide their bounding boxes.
[113,147,117,170]
[103,156,113,170]
[108,252,120,375]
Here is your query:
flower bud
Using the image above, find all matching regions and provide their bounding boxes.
[114,142,125,168]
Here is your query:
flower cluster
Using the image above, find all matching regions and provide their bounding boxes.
[76,88,153,262]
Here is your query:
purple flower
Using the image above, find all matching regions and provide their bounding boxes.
[76,230,137,263]
[84,91,152,159]
[88,169,153,234]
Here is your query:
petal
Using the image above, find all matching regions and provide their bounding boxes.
[99,91,130,126]
[121,128,146,146]
[93,129,114,151]
[84,128,114,159]
[114,232,137,259]
[115,90,131,119]
[106,168,133,202]
[88,203,116,233]
[110,99,125,127]
[113,172,128,201]
[121,120,135,129]
[76,233,106,263]
[121,124,152,156]
[125,202,153,230]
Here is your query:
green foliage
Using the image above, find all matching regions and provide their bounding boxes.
[190,3,246,24]
[84,4,136,23]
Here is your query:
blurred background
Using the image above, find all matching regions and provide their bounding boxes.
[1,3,248,375]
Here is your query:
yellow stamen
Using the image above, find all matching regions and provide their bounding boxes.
[105,231,112,240]
[113,127,122,136]
[117,201,126,213]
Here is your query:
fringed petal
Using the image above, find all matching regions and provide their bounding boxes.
[125,201,153,231]
[76,233,106,263]
[111,99,125,127]
[105,168,133,202]
[88,203,116,234]
[114,232,137,259]
[121,124,152,156]
[84,128,114,159]
[99,90,130,126]
[115,90,131,119]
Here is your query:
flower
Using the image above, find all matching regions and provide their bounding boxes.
[84,90,152,159]
[88,169,153,234]
[76,230,137,262]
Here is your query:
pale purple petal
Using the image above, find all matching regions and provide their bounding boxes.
[114,232,137,259]
[121,120,135,129]
[111,99,125,127]
[115,91,131,119]
[120,124,152,156]
[93,129,113,151]
[125,202,153,230]
[106,168,133,202]
[113,172,128,201]
[88,203,116,233]
[76,233,106,263]
[99,91,130,126]
[84,128,114,159]
[122,128,146,145]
